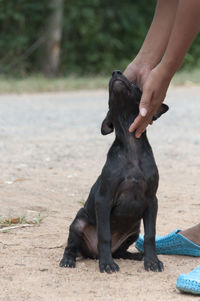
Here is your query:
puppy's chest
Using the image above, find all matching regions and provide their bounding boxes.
[119,156,158,185]
[114,161,158,203]
[107,147,158,201]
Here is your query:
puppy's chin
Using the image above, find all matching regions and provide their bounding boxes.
[112,80,127,95]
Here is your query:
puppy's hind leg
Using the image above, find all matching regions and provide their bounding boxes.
[60,208,87,268]
[112,234,143,261]
[113,251,143,260]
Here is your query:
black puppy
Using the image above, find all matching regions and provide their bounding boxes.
[60,70,168,274]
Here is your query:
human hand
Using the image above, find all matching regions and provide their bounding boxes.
[123,59,152,90]
[128,64,172,138]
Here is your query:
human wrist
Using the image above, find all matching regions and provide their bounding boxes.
[157,59,178,81]
[133,52,158,70]
[160,55,183,78]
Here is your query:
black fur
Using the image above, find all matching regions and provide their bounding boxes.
[60,70,168,273]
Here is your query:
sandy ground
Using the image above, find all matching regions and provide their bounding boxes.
[0,87,200,301]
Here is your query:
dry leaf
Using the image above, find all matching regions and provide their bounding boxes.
[14,178,27,182]
[10,218,21,224]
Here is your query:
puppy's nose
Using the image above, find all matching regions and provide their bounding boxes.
[112,70,122,77]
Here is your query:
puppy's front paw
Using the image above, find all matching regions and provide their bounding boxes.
[144,257,164,272]
[99,261,120,274]
[59,256,76,268]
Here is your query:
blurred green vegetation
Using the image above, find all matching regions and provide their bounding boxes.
[62,0,155,74]
[0,0,200,76]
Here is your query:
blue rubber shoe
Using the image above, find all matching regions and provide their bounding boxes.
[176,265,200,295]
[135,229,200,256]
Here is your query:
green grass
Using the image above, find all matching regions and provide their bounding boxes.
[0,74,109,94]
[0,213,44,229]
[78,199,85,206]
[0,69,200,94]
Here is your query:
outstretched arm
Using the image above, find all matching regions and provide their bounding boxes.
[129,0,200,137]
[124,0,178,88]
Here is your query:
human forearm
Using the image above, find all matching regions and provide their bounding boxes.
[127,0,200,139]
[160,0,200,77]
[134,0,178,68]
[124,0,178,86]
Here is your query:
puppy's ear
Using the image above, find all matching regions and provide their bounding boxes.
[101,112,114,135]
[152,103,169,121]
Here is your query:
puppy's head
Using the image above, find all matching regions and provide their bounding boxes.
[101,70,168,135]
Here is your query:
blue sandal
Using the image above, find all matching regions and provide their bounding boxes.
[176,265,200,295]
[135,229,200,256]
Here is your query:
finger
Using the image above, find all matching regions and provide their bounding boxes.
[135,120,151,138]
[129,106,154,133]
[129,88,153,132]
[139,89,152,117]
[129,115,143,132]
[135,121,149,138]
[135,114,154,138]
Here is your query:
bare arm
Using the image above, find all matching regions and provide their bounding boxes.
[124,0,178,87]
[162,0,200,75]
[129,0,200,137]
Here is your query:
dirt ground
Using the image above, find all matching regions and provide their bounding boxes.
[0,87,200,301]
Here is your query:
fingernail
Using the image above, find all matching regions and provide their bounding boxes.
[140,108,147,117]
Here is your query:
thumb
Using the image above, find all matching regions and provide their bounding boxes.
[139,90,151,117]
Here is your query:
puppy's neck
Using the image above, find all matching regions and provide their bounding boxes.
[116,127,147,144]
[114,118,150,153]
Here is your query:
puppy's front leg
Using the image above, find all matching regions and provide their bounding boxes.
[60,208,86,268]
[143,196,164,272]
[95,189,119,274]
